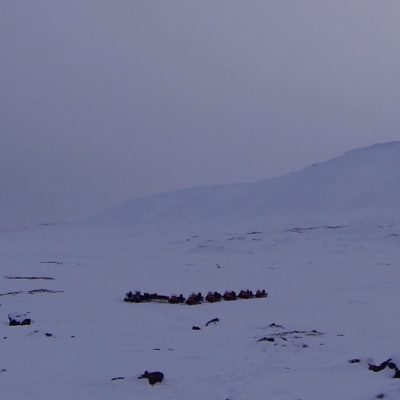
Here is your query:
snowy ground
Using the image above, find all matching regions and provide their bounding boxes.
[1,217,400,400]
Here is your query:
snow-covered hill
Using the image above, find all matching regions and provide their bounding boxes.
[94,141,400,228]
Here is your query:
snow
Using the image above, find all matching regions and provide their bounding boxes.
[92,141,400,228]
[1,142,400,399]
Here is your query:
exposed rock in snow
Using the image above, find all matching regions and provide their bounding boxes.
[8,312,32,326]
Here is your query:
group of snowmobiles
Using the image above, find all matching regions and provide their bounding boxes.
[123,289,267,305]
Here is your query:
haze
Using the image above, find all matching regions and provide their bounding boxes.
[1,1,400,229]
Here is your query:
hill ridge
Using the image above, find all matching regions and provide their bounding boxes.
[93,142,400,226]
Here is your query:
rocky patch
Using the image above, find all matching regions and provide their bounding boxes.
[257,323,324,349]
[8,312,32,326]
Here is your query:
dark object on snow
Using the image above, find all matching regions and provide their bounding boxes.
[186,292,203,305]
[8,313,31,326]
[369,359,400,378]
[348,358,361,364]
[138,370,164,385]
[45,332,53,337]
[269,322,284,328]
[140,292,154,302]
[124,291,170,303]
[192,326,201,330]
[151,294,170,303]
[223,291,237,301]
[257,337,275,343]
[169,294,186,304]
[369,360,391,372]
[205,291,222,303]
[124,291,144,303]
[0,291,23,297]
[238,290,254,299]
[205,318,220,327]
[124,288,268,305]
[28,289,63,294]
[4,276,55,280]
[38,260,63,265]
[111,376,125,381]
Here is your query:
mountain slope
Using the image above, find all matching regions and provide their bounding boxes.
[94,141,400,226]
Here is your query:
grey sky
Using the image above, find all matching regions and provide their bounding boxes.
[1,1,400,228]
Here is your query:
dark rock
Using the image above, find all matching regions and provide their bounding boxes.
[0,291,23,297]
[205,318,220,327]
[368,358,400,378]
[38,260,63,265]
[269,322,284,328]
[8,313,32,326]
[28,289,63,295]
[138,370,164,385]
[257,337,275,343]
[393,369,400,379]
[369,360,391,372]
[192,326,201,330]
[4,276,54,280]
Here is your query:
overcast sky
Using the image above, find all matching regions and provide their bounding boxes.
[1,1,400,228]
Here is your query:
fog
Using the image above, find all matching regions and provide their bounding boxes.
[1,1,400,228]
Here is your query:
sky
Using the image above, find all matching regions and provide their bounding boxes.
[1,1,400,228]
